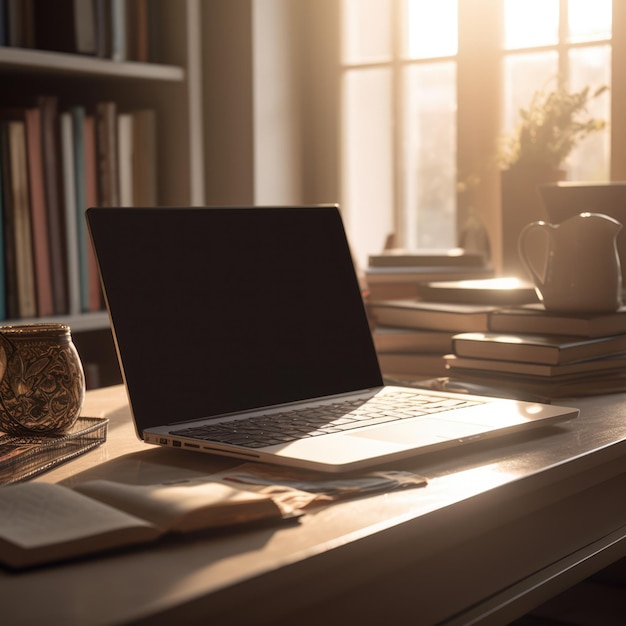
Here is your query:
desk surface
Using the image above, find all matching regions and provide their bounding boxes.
[3,385,626,626]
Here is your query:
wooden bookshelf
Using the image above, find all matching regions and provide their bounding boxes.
[0,0,205,387]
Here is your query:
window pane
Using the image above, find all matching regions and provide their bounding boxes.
[402,62,456,250]
[341,68,394,266]
[341,0,391,64]
[568,0,612,43]
[567,45,611,180]
[402,0,457,59]
[504,0,559,49]
[502,51,558,134]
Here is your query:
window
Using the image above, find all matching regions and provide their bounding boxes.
[339,0,613,268]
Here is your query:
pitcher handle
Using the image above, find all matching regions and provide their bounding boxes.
[518,221,551,289]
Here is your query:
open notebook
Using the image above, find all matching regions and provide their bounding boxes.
[86,205,578,473]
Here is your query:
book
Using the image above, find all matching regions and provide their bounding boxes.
[365,266,494,301]
[368,247,486,268]
[0,476,294,569]
[444,352,626,378]
[0,131,5,319]
[95,101,119,207]
[24,106,54,317]
[0,122,17,318]
[38,95,68,315]
[127,0,150,62]
[71,105,92,314]
[489,303,626,338]
[110,0,127,61]
[0,417,108,485]
[372,326,454,354]
[377,352,447,379]
[6,120,37,318]
[443,367,626,400]
[452,332,626,365]
[74,0,98,54]
[117,111,134,205]
[367,300,497,332]
[7,0,35,48]
[416,277,538,306]
[0,459,426,570]
[60,111,81,316]
[131,108,157,205]
[95,0,112,58]
[83,114,102,311]
[32,0,90,54]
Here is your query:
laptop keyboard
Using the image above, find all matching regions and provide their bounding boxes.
[170,391,483,449]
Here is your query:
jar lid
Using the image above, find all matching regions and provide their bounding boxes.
[0,323,71,336]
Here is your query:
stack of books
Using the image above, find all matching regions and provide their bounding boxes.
[365,248,493,301]
[369,277,626,397]
[367,277,537,381]
[443,303,626,399]
[364,249,492,379]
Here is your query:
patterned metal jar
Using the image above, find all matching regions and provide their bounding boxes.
[0,323,85,434]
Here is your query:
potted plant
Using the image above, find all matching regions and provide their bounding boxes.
[499,83,608,171]
[499,82,608,276]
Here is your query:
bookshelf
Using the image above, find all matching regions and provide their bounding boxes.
[0,0,205,387]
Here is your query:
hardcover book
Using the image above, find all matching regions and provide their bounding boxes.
[416,277,538,306]
[368,247,486,268]
[452,332,626,365]
[372,326,454,354]
[488,303,626,338]
[24,106,54,317]
[444,353,626,378]
[366,300,497,333]
[38,95,69,315]
[377,352,448,378]
[6,120,37,318]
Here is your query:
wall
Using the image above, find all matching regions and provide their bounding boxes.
[202,0,306,206]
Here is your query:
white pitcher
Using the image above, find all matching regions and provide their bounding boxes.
[518,212,623,314]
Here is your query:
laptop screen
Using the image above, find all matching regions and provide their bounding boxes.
[87,206,383,434]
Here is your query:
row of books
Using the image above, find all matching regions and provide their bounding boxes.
[367,286,626,399]
[0,97,157,320]
[0,0,160,63]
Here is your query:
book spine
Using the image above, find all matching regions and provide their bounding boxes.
[24,107,54,318]
[60,112,81,316]
[8,121,37,319]
[39,96,69,315]
[70,106,90,313]
[83,114,103,312]
[0,124,15,319]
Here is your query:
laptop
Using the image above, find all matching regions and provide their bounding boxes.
[86,205,578,473]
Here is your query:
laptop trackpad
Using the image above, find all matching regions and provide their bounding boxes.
[348,418,492,446]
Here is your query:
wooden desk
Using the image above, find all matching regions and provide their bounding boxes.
[3,385,626,625]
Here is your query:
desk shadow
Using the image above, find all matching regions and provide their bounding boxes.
[59,445,243,487]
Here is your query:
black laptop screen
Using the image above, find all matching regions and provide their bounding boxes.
[87,206,383,435]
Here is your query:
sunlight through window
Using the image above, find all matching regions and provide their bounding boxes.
[341,0,612,264]
[404,0,457,59]
[504,0,559,49]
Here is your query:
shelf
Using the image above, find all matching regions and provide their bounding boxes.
[0,0,202,387]
[0,47,185,82]
[1,311,110,333]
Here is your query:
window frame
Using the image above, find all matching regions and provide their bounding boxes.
[333,0,626,269]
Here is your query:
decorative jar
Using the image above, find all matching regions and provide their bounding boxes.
[0,323,85,434]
